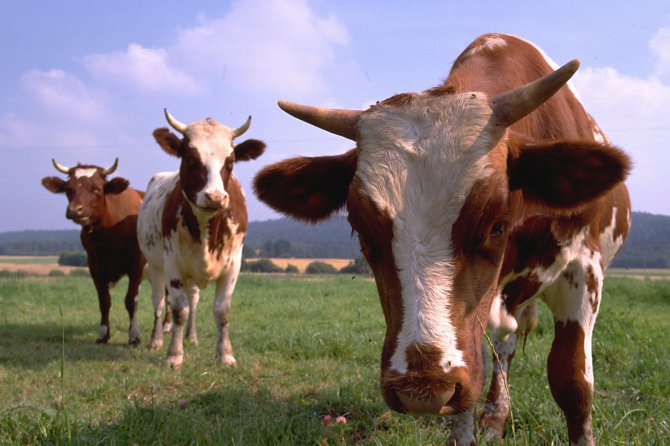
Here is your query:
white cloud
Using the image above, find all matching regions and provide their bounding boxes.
[82,43,201,94]
[570,28,670,215]
[573,67,670,130]
[649,27,670,80]
[21,69,109,122]
[173,0,350,96]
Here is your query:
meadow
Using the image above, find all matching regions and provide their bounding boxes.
[0,272,668,445]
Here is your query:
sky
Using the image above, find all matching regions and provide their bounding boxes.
[1,0,669,232]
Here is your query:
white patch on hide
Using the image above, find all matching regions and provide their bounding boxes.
[467,35,508,55]
[599,207,624,268]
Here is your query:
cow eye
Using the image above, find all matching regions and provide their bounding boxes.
[489,221,506,237]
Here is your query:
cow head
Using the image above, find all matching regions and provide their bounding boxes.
[42,159,129,228]
[253,60,631,416]
[153,110,266,213]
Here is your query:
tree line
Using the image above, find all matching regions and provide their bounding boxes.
[3,212,670,269]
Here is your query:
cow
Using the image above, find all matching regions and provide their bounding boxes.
[253,34,631,445]
[42,159,147,345]
[137,110,265,368]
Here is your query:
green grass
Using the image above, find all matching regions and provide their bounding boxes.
[0,275,668,445]
[0,256,58,265]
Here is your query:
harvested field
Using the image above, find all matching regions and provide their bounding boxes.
[265,258,354,273]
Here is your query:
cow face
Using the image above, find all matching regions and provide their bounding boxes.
[153,110,265,213]
[41,159,129,228]
[254,61,631,417]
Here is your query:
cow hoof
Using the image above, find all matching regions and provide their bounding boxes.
[186,334,198,345]
[149,339,163,351]
[166,354,183,368]
[218,355,237,367]
[163,322,172,333]
[129,337,141,346]
[484,426,504,442]
[96,326,110,344]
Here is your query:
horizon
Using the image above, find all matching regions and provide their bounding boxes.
[2,1,669,232]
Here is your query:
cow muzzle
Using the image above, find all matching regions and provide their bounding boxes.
[66,205,91,225]
[382,365,473,416]
[201,191,229,210]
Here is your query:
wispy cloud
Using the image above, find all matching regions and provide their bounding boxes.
[649,26,670,81]
[82,44,201,95]
[573,27,670,132]
[172,0,350,96]
[21,69,109,122]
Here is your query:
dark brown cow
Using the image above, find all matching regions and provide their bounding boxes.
[253,34,631,445]
[138,110,265,368]
[42,159,147,345]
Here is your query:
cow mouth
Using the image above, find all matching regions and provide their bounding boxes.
[194,204,222,213]
[70,216,92,226]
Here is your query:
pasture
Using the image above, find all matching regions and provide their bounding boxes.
[0,272,668,445]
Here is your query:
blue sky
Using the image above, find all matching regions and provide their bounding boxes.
[1,0,669,232]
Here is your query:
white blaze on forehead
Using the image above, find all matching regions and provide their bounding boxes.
[73,167,98,178]
[356,92,501,373]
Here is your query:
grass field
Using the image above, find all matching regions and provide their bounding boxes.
[0,274,668,445]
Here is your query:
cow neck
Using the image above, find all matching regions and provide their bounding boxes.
[84,191,123,233]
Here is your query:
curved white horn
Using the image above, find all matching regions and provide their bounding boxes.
[278,101,361,141]
[164,108,188,134]
[489,59,580,128]
[52,159,71,175]
[233,116,252,138]
[102,158,119,176]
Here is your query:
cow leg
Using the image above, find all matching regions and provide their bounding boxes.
[212,248,242,366]
[479,331,517,440]
[162,287,172,333]
[93,279,112,344]
[446,408,477,445]
[185,283,199,344]
[543,259,603,446]
[124,268,143,346]
[148,265,167,350]
[164,264,190,367]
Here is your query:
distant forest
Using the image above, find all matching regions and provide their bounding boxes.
[1,212,669,269]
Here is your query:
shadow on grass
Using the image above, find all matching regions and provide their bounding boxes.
[0,322,153,369]
[19,383,397,445]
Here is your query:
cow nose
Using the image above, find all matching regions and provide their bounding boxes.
[395,384,457,416]
[66,205,83,218]
[203,191,228,209]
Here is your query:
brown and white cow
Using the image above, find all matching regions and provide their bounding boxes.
[253,34,631,445]
[42,159,147,345]
[138,110,265,368]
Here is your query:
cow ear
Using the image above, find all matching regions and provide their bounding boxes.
[42,176,66,193]
[153,127,182,157]
[253,149,358,223]
[507,136,632,212]
[234,139,266,162]
[104,177,130,195]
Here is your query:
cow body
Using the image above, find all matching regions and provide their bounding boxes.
[42,159,146,345]
[253,34,631,445]
[138,110,265,367]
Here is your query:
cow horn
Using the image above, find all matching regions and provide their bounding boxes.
[278,101,361,141]
[52,159,71,174]
[489,59,580,128]
[232,116,252,138]
[164,108,188,134]
[102,158,119,176]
